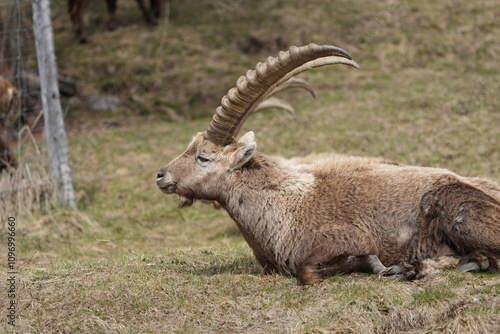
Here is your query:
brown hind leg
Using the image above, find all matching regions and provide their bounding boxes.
[68,0,89,43]
[421,181,500,257]
[297,253,386,285]
[457,250,500,273]
[105,0,117,30]
[296,227,384,285]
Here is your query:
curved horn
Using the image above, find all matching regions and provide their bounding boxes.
[252,97,297,119]
[267,78,316,98]
[204,43,359,146]
[232,78,315,135]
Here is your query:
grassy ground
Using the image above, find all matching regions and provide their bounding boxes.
[1,0,500,332]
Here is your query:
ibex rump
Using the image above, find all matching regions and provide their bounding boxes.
[156,44,500,284]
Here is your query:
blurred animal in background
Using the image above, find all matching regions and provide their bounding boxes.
[0,136,17,171]
[0,76,18,123]
[0,76,18,171]
[68,0,170,43]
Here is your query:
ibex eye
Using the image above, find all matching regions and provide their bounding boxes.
[197,155,209,163]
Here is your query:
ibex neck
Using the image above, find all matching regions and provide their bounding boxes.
[220,154,315,274]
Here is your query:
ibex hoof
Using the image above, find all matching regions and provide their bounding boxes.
[457,262,481,272]
[457,258,488,272]
[379,265,402,279]
[379,263,416,280]
[457,250,492,273]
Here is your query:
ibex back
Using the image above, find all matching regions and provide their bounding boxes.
[156,44,500,285]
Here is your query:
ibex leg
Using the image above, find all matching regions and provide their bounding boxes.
[421,182,500,254]
[296,231,383,285]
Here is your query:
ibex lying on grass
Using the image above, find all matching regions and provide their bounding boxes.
[156,44,500,284]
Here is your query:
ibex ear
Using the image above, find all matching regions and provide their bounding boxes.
[230,131,257,170]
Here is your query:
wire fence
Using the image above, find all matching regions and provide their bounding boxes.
[0,0,58,222]
[1,0,174,222]
[1,0,42,138]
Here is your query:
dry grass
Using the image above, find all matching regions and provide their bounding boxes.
[1,0,499,332]
[0,127,58,224]
[1,247,498,333]
[0,161,55,220]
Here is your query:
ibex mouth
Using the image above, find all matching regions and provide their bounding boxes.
[159,183,177,194]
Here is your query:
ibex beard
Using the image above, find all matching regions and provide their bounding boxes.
[157,44,500,285]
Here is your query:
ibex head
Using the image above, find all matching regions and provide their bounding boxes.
[156,130,257,208]
[156,44,359,207]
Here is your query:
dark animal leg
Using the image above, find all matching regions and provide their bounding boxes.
[105,0,118,31]
[135,0,156,25]
[68,0,89,43]
[150,0,167,19]
[296,229,383,285]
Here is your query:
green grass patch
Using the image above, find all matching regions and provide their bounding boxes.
[412,286,457,305]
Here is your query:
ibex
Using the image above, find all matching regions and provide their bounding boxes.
[156,44,500,284]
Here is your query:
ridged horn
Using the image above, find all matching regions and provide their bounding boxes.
[231,78,316,135]
[204,43,360,146]
[267,78,316,99]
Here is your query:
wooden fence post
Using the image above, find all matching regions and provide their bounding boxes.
[32,0,76,209]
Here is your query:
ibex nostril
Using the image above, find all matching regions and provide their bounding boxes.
[157,171,165,179]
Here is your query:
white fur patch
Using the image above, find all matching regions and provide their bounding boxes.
[419,256,459,277]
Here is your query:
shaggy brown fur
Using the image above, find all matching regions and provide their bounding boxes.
[157,132,500,284]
